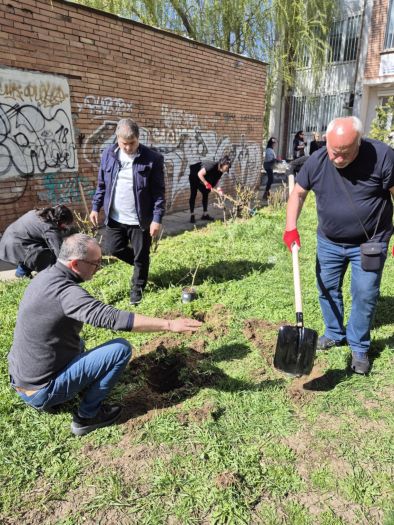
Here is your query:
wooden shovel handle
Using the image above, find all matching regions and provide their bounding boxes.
[288,173,295,195]
[288,174,303,323]
[292,243,303,322]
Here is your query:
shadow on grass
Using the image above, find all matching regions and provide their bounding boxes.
[210,342,251,362]
[150,259,274,288]
[303,334,394,391]
[118,341,285,423]
[372,296,394,329]
[370,333,394,361]
[303,368,352,392]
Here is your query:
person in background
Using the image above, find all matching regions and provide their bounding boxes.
[309,132,325,155]
[0,205,74,278]
[188,156,232,223]
[283,116,394,375]
[89,118,165,306]
[263,137,280,200]
[293,130,307,159]
[8,234,202,436]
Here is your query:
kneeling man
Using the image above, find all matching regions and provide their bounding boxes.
[8,234,201,436]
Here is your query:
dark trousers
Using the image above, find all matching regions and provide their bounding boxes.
[105,218,151,291]
[189,174,209,213]
[263,163,274,193]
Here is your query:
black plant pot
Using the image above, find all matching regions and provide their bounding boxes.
[181,286,198,303]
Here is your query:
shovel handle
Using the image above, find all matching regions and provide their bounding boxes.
[288,173,295,195]
[291,242,303,325]
[288,173,302,323]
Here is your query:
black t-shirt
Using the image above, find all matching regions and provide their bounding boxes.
[296,139,394,244]
[190,160,223,187]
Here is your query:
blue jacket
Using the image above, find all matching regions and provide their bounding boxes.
[92,143,165,230]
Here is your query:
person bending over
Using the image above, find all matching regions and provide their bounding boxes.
[188,156,232,223]
[0,205,74,278]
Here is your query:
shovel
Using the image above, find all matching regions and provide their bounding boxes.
[274,174,318,377]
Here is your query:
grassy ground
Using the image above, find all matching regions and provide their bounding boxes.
[0,198,393,525]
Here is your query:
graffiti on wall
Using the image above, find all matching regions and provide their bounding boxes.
[0,68,77,179]
[82,104,262,210]
[38,173,94,205]
[77,95,133,117]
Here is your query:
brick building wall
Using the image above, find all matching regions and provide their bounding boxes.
[364,0,389,79]
[0,0,266,232]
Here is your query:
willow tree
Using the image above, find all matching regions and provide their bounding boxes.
[71,0,338,129]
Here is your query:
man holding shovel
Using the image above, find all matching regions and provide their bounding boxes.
[188,156,232,223]
[283,116,394,374]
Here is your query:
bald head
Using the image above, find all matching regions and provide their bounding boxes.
[326,117,363,169]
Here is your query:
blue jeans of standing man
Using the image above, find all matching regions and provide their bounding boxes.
[316,236,387,354]
[12,338,132,418]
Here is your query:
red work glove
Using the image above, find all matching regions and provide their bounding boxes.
[283,228,301,251]
[392,245,394,257]
[205,182,212,190]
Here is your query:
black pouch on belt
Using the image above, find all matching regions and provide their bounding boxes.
[360,242,385,272]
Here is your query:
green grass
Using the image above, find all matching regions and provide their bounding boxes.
[0,198,393,524]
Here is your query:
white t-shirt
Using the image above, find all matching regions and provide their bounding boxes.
[109,149,139,225]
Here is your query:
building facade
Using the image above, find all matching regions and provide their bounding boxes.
[269,0,379,157]
[361,0,394,135]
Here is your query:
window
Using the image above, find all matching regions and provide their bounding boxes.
[329,20,344,62]
[343,16,360,61]
[384,0,394,49]
[328,15,361,63]
[288,93,351,155]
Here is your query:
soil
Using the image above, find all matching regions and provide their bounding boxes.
[7,308,386,524]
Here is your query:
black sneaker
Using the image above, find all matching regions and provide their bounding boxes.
[71,404,122,436]
[201,214,215,221]
[317,335,347,351]
[190,214,195,224]
[130,288,143,305]
[351,352,370,374]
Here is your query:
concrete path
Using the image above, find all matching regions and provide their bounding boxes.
[0,171,287,282]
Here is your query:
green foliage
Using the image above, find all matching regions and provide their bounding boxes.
[71,0,338,91]
[0,199,393,523]
[369,97,394,147]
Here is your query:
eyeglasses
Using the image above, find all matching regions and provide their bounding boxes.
[77,259,102,270]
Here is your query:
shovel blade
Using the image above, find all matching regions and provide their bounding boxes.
[274,325,318,377]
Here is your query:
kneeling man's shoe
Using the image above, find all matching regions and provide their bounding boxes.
[351,352,370,375]
[71,404,122,436]
[130,288,143,305]
[15,264,32,278]
[317,335,347,351]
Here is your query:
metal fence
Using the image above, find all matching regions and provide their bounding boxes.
[288,92,351,157]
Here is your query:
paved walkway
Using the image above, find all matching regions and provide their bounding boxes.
[0,171,288,282]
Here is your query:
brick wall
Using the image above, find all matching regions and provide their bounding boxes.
[0,0,266,232]
[364,0,389,79]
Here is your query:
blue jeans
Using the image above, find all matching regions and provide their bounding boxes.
[316,236,387,354]
[13,338,132,418]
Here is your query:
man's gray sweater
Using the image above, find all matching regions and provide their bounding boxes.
[8,262,134,389]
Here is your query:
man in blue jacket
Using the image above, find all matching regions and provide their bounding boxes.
[90,119,165,305]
